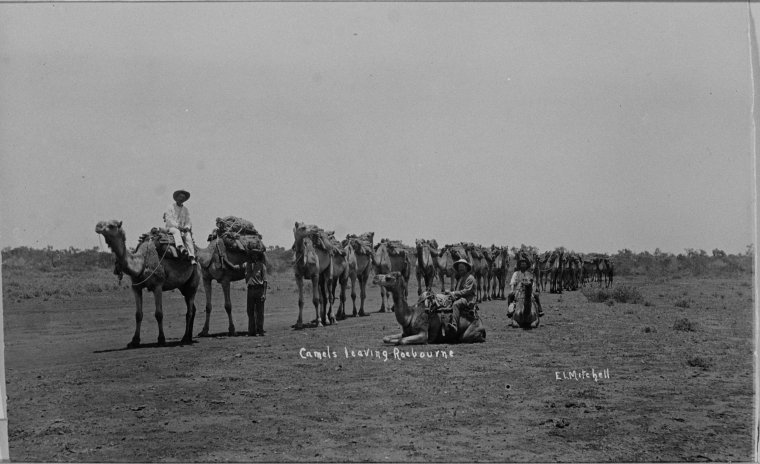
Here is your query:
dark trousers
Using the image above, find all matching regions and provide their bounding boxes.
[246,286,266,335]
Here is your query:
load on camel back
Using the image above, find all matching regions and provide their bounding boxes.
[195,216,266,337]
[201,216,265,268]
[292,221,348,329]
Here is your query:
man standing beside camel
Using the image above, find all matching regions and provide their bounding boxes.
[245,250,268,336]
[164,189,196,265]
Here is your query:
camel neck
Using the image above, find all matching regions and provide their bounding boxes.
[387,285,412,327]
[109,235,144,278]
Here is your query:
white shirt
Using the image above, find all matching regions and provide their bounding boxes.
[164,203,192,230]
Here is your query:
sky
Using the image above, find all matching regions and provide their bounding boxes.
[0,2,756,255]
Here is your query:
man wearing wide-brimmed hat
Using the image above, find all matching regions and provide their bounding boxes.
[508,252,543,317]
[443,258,477,336]
[164,189,196,264]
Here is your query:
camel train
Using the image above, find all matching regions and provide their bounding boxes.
[98,215,616,346]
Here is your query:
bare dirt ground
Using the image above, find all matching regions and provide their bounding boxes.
[3,273,754,462]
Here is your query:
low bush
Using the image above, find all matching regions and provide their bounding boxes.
[610,285,643,304]
[687,356,710,370]
[581,288,610,303]
[673,299,691,309]
[673,318,696,332]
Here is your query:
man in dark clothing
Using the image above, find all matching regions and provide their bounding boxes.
[245,251,268,336]
[445,258,477,336]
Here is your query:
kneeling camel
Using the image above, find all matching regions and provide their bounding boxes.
[373,272,486,345]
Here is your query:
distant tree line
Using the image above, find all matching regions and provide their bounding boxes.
[1,244,754,277]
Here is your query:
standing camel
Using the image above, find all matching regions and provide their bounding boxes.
[96,220,199,348]
[373,239,411,312]
[195,233,265,337]
[481,247,494,301]
[415,239,440,296]
[340,232,375,319]
[325,231,349,325]
[292,222,333,329]
[437,246,455,292]
[549,250,564,294]
[462,243,486,303]
[490,246,509,300]
[437,244,467,292]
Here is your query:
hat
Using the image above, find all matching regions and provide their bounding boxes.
[454,258,471,271]
[517,253,530,265]
[173,190,190,202]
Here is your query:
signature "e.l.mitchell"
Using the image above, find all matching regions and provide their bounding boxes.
[555,368,610,381]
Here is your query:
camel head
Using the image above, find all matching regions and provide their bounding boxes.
[372,271,406,291]
[293,221,310,240]
[95,220,125,250]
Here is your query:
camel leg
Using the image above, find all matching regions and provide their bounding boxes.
[349,274,358,317]
[378,286,387,313]
[416,269,423,296]
[129,288,144,348]
[358,275,369,317]
[181,296,197,345]
[221,281,236,336]
[383,332,405,344]
[321,276,330,326]
[338,277,348,321]
[312,276,323,327]
[460,320,487,343]
[295,275,305,329]
[152,289,166,346]
[198,278,213,337]
[328,278,337,324]
[398,331,429,345]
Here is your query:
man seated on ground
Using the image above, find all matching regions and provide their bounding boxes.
[508,253,544,317]
[164,189,196,265]
[444,258,477,336]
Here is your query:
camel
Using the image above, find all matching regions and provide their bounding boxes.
[531,252,542,293]
[510,281,540,329]
[489,246,509,300]
[195,232,265,337]
[436,246,455,292]
[325,231,349,324]
[580,256,597,287]
[340,232,375,318]
[292,222,334,329]
[373,272,486,345]
[562,252,581,291]
[546,250,564,294]
[373,239,411,312]
[537,251,551,292]
[604,259,614,287]
[95,220,200,348]
[437,244,467,292]
[481,247,494,301]
[415,239,440,296]
[461,243,487,303]
[580,254,611,288]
